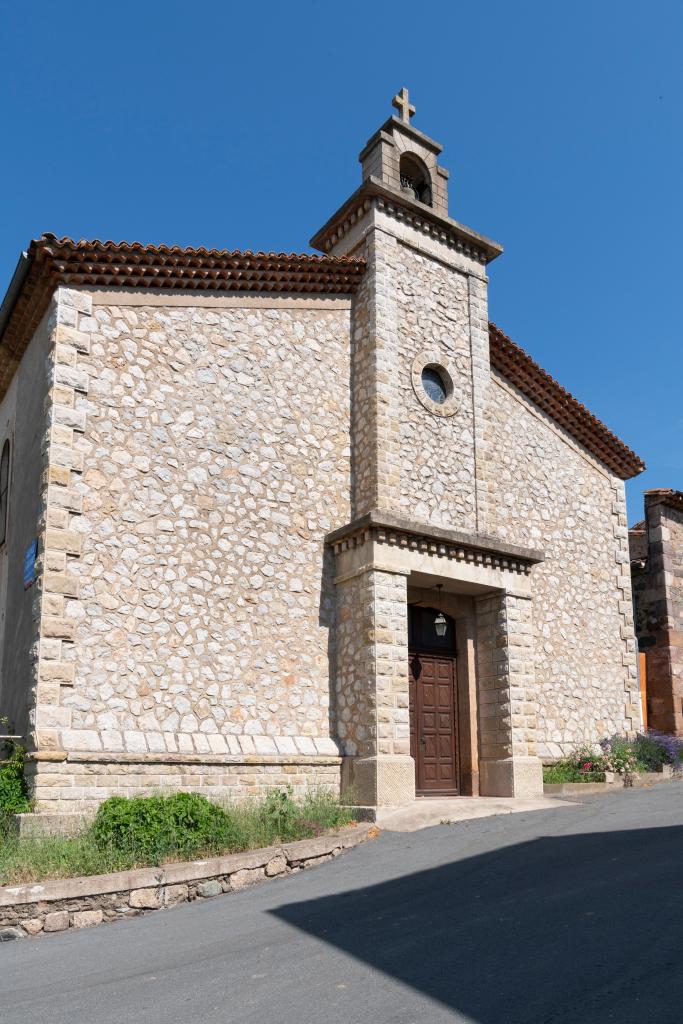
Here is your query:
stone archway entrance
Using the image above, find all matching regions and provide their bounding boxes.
[408,605,459,795]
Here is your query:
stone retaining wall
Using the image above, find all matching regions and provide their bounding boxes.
[0,823,373,940]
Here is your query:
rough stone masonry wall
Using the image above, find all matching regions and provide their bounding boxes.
[384,233,479,531]
[482,375,639,757]
[30,292,353,807]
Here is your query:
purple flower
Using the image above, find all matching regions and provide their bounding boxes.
[645,730,683,769]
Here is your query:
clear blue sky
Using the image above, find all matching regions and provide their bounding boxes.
[1,1,680,523]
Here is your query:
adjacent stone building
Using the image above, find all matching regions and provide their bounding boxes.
[0,91,645,813]
[630,489,683,735]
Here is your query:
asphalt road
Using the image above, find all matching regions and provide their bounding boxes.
[2,783,683,1024]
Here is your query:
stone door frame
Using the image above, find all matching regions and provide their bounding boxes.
[328,510,546,808]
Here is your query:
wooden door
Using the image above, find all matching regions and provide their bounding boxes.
[409,651,459,795]
[639,651,648,729]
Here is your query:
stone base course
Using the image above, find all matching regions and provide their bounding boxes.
[0,824,373,940]
[25,753,342,812]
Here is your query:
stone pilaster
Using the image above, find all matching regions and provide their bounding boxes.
[468,274,492,536]
[475,590,543,797]
[335,565,414,806]
[349,228,404,518]
[348,231,380,517]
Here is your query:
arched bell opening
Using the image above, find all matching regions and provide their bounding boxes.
[399,153,433,207]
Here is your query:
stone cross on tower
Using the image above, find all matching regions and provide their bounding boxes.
[392,87,415,124]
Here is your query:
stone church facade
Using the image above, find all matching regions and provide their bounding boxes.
[0,93,644,812]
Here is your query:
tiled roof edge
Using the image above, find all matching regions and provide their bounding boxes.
[489,322,644,480]
[644,489,683,513]
[38,234,366,265]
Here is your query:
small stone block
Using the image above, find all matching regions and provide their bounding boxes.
[196,880,222,899]
[49,423,73,447]
[38,660,76,684]
[48,465,72,487]
[43,572,80,598]
[229,867,266,892]
[0,927,24,941]
[129,888,161,909]
[45,529,82,556]
[44,911,69,933]
[162,884,189,907]
[22,919,44,935]
[46,507,69,530]
[41,616,76,640]
[265,855,287,877]
[72,910,103,929]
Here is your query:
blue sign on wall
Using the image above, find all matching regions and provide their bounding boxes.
[23,539,38,590]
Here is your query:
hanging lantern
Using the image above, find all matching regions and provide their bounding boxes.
[434,584,447,637]
[434,610,447,637]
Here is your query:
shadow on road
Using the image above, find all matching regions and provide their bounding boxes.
[272,824,683,1023]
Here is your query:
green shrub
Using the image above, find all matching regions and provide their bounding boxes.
[543,760,605,784]
[91,792,242,859]
[0,721,31,822]
[163,791,242,853]
[259,786,302,841]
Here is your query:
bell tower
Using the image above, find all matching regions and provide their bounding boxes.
[311,87,500,263]
[316,94,543,809]
[311,88,503,524]
[358,87,450,215]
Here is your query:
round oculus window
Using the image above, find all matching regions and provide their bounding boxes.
[411,352,459,417]
[421,365,449,405]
